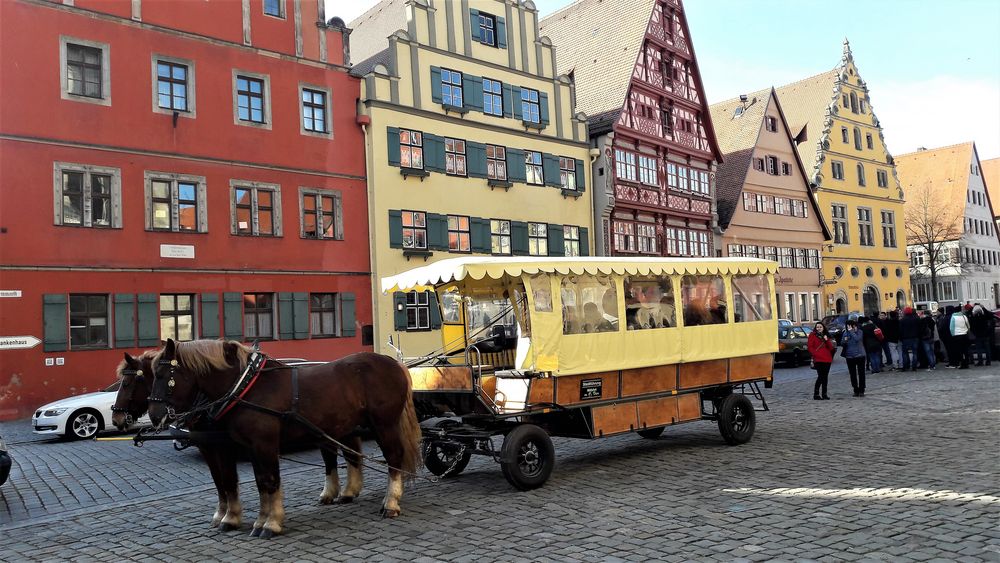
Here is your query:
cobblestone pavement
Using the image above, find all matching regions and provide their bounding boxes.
[1,359,998,562]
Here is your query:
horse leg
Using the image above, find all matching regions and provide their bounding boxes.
[198,445,227,528]
[381,469,405,519]
[250,450,284,539]
[338,435,364,503]
[217,445,243,532]
[372,427,406,518]
[318,446,341,505]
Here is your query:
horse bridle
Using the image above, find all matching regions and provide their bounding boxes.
[110,367,145,426]
[147,358,179,421]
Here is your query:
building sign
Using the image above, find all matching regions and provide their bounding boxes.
[580,378,603,401]
[160,244,195,259]
[0,336,41,350]
[0,290,22,298]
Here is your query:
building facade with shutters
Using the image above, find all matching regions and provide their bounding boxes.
[0,0,369,420]
[775,40,910,316]
[350,0,593,356]
[709,88,832,324]
[541,0,723,258]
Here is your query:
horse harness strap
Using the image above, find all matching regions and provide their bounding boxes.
[211,352,268,421]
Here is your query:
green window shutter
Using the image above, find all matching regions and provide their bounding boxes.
[428,291,442,329]
[223,292,244,340]
[293,293,309,339]
[430,66,443,104]
[576,159,586,193]
[511,221,529,255]
[427,213,448,250]
[43,294,68,352]
[467,142,487,178]
[114,294,136,348]
[547,224,565,256]
[502,84,514,117]
[580,227,590,256]
[539,92,550,126]
[543,154,561,187]
[469,9,481,41]
[200,293,220,339]
[511,86,523,120]
[497,17,507,48]
[466,75,484,111]
[339,293,356,337]
[424,134,446,173]
[136,293,159,347]
[388,210,403,248]
[387,126,400,166]
[470,217,488,253]
[278,293,294,340]
[506,148,526,183]
[393,292,408,330]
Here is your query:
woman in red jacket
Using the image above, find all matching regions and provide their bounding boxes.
[808,321,836,400]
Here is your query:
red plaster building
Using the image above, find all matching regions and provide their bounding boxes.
[541,0,723,257]
[0,0,369,421]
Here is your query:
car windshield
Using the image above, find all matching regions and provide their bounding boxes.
[779,328,790,338]
[104,381,121,392]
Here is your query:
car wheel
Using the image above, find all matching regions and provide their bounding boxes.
[66,409,102,440]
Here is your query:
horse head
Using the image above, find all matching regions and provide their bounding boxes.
[111,351,154,431]
[148,338,248,428]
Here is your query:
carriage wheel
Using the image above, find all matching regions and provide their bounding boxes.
[636,426,665,439]
[717,394,756,445]
[423,441,472,477]
[500,424,554,491]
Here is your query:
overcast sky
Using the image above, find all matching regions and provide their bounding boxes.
[329,0,1000,160]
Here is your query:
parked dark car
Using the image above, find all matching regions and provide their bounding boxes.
[821,312,861,343]
[0,435,11,486]
[777,326,810,367]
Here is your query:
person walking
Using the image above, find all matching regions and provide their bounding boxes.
[970,304,992,366]
[932,309,948,364]
[898,307,920,372]
[808,322,835,400]
[841,319,866,397]
[918,309,937,370]
[882,310,900,371]
[950,305,972,369]
[860,316,883,373]
[939,306,956,367]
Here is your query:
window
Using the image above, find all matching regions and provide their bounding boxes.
[781,162,791,176]
[743,245,760,258]
[794,248,807,268]
[866,133,873,150]
[61,38,110,105]
[243,293,274,339]
[310,293,337,337]
[561,276,618,334]
[301,87,329,135]
[876,169,889,188]
[487,144,507,180]
[236,75,266,123]
[832,204,848,244]
[478,12,497,47]
[681,275,727,326]
[559,157,577,190]
[753,158,764,171]
[774,197,786,215]
[483,78,503,116]
[881,210,896,248]
[778,247,794,269]
[784,293,796,321]
[678,166,689,191]
[841,127,849,143]
[765,116,778,132]
[807,249,820,269]
[448,215,471,252]
[850,92,859,113]
[665,228,678,255]
[300,188,342,240]
[791,199,806,218]
[677,229,688,256]
[616,150,638,182]
[853,128,862,150]
[614,221,636,252]
[231,182,281,236]
[155,60,189,112]
[638,155,658,186]
[445,138,467,176]
[55,163,121,228]
[160,294,194,342]
[624,276,675,329]
[441,68,463,107]
[755,194,768,213]
[145,173,206,233]
[263,0,284,17]
[521,88,541,123]
[764,246,777,262]
[798,293,809,322]
[564,226,581,257]
[843,95,849,108]
[695,170,710,195]
[832,161,844,180]
[406,292,430,330]
[491,219,511,255]
[525,150,543,185]
[695,231,709,257]
[732,275,771,323]
[399,129,424,169]
[728,244,742,257]
[402,211,427,249]
[68,294,109,349]
[528,223,548,256]
[857,163,866,186]
[637,223,657,253]
[858,207,874,246]
[766,156,779,175]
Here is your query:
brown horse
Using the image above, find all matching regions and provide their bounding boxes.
[147,339,422,538]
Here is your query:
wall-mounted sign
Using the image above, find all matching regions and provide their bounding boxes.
[0,336,41,350]
[0,290,22,298]
[160,244,195,259]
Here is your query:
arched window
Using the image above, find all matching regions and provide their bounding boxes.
[857,163,866,187]
[849,92,859,114]
[853,128,862,150]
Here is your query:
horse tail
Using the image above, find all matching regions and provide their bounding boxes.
[397,364,423,478]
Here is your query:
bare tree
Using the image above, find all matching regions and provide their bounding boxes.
[904,179,965,300]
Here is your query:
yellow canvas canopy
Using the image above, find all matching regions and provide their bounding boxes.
[382,257,779,376]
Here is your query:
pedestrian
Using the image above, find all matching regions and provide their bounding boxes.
[877,311,895,370]
[950,305,973,369]
[932,309,948,364]
[859,316,883,373]
[938,306,955,367]
[882,310,900,370]
[840,319,866,397]
[918,309,937,370]
[808,321,835,400]
[899,307,920,372]
[970,304,992,366]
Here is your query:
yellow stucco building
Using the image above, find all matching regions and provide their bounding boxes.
[350,0,593,355]
[776,40,910,316]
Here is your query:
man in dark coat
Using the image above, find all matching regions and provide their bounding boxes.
[899,307,920,372]
[918,310,937,370]
[859,316,883,373]
[879,311,898,370]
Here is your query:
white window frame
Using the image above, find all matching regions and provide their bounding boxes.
[405,292,430,330]
[232,69,272,130]
[52,162,122,228]
[143,171,208,232]
[151,54,196,118]
[298,82,333,138]
[60,36,112,107]
[229,180,283,236]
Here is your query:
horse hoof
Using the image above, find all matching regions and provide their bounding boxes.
[381,508,400,519]
[259,528,276,539]
[249,527,262,538]
[335,496,355,504]
[218,522,239,533]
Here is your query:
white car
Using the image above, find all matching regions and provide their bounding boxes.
[32,381,150,440]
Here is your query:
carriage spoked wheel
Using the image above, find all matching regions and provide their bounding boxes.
[500,424,554,491]
[717,394,756,445]
[422,420,472,477]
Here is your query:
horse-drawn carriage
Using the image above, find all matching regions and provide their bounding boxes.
[382,257,779,490]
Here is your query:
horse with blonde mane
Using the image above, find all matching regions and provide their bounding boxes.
[146,339,422,539]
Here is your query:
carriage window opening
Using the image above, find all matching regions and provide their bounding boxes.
[624,276,675,330]
[466,296,515,336]
[440,289,462,324]
[680,275,727,326]
[560,276,618,334]
[529,275,553,312]
[243,293,274,340]
[731,275,771,323]
[160,294,194,341]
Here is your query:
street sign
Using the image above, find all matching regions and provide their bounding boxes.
[0,336,41,350]
[0,290,22,298]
